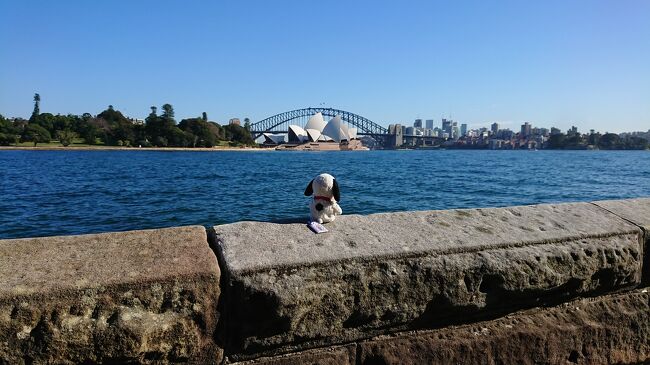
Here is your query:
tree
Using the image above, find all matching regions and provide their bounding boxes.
[53,114,74,132]
[244,118,251,131]
[624,136,648,150]
[32,113,56,134]
[30,93,40,122]
[223,123,255,145]
[97,105,136,145]
[587,132,600,146]
[161,104,175,124]
[109,119,135,145]
[85,117,111,144]
[97,106,134,145]
[145,106,164,142]
[178,117,219,147]
[57,129,77,146]
[547,134,566,149]
[565,134,585,148]
[153,136,168,147]
[97,106,128,125]
[599,133,620,149]
[22,124,51,146]
[167,126,189,147]
[0,114,19,145]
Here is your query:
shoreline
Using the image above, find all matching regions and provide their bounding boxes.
[0,146,270,152]
[1,146,647,152]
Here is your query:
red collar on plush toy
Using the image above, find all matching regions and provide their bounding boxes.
[314,195,333,202]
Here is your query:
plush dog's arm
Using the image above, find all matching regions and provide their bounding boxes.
[333,202,343,215]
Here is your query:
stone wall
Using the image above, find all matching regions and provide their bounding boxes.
[1,198,648,364]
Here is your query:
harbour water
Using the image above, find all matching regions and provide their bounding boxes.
[1,149,648,239]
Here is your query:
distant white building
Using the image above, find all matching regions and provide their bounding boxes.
[275,112,365,151]
[285,113,357,144]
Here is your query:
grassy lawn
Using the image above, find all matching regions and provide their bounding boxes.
[12,138,105,148]
[4,138,259,149]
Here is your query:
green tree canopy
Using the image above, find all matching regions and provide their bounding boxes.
[223,123,255,145]
[57,129,77,147]
[0,114,19,145]
[22,124,51,146]
[161,104,175,124]
[599,133,620,149]
[178,117,220,147]
[31,113,56,134]
[30,93,40,122]
[97,106,129,125]
[547,134,566,149]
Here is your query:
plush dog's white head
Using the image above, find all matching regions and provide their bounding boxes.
[304,173,340,202]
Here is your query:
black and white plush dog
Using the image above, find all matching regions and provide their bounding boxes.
[304,173,342,223]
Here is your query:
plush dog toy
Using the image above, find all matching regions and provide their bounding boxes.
[304,173,342,223]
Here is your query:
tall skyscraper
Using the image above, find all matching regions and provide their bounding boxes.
[442,118,452,137]
[521,122,532,137]
[460,123,467,137]
[414,119,423,128]
[491,122,499,135]
[425,119,434,129]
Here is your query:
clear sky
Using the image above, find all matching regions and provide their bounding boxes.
[1,0,649,133]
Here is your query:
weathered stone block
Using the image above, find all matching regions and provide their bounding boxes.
[593,197,650,283]
[214,202,643,359]
[358,288,650,364]
[229,345,355,365]
[0,226,221,365]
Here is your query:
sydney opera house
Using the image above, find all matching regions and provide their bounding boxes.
[262,112,367,151]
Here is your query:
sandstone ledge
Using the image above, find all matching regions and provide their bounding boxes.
[358,288,650,364]
[229,345,356,365]
[593,197,650,283]
[214,202,643,359]
[0,226,221,364]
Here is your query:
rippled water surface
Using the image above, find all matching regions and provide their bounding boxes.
[1,149,649,239]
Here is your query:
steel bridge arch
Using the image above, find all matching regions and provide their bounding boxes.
[249,107,388,140]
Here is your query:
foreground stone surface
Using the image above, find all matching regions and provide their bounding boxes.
[214,202,643,359]
[593,197,650,231]
[229,345,355,365]
[359,288,650,365]
[594,198,650,283]
[0,226,221,364]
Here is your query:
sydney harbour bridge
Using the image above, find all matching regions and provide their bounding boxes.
[249,107,390,146]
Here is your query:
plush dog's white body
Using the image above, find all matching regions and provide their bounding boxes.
[304,173,342,224]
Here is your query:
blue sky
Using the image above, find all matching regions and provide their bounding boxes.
[1,0,648,132]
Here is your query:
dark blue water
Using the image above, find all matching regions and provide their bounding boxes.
[1,150,649,239]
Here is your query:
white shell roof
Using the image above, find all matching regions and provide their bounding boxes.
[288,125,309,142]
[286,113,355,143]
[262,133,286,144]
[321,115,349,143]
[306,128,322,142]
[305,112,327,132]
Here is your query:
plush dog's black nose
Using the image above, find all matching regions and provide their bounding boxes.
[315,203,323,211]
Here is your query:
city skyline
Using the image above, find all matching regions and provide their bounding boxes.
[1,1,649,133]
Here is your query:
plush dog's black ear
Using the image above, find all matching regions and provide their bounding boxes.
[304,179,314,196]
[332,178,340,202]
